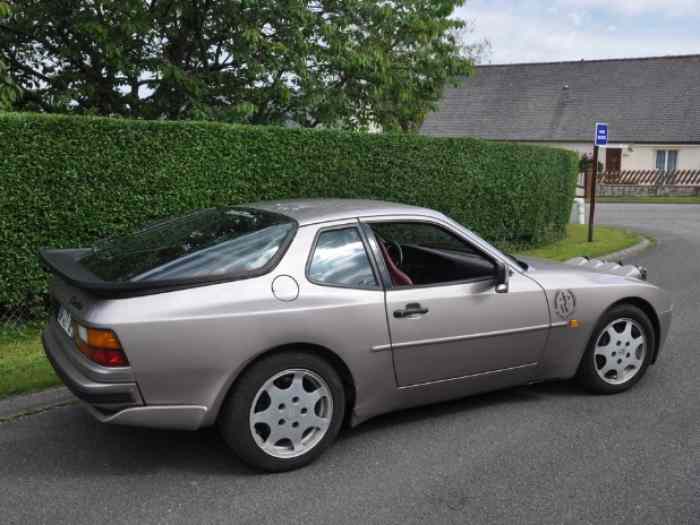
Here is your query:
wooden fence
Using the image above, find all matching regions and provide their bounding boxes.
[589,169,700,197]
[600,169,700,186]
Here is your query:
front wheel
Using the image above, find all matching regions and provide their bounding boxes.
[219,352,346,472]
[577,304,655,394]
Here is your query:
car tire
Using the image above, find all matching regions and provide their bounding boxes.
[219,351,346,472]
[577,304,655,394]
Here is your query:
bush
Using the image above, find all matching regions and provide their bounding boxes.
[0,113,578,311]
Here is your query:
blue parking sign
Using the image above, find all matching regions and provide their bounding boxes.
[595,122,609,146]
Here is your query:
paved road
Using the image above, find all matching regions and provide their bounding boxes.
[2,204,698,525]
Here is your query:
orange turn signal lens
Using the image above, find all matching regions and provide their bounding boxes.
[86,328,122,350]
[77,324,121,349]
[568,319,580,328]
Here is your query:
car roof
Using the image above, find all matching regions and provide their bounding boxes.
[246,199,443,226]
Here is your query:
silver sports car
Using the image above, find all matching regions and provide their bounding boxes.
[41,199,672,471]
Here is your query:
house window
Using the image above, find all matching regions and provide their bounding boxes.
[656,150,678,171]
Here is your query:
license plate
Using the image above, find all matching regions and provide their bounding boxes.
[57,306,74,338]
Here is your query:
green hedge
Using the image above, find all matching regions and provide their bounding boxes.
[0,113,578,311]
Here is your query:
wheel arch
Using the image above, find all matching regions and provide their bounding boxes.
[210,342,357,427]
[606,297,661,362]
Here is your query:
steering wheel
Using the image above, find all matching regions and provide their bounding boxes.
[383,239,404,267]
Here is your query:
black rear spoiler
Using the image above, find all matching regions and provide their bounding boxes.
[39,248,96,284]
[39,248,139,297]
[38,248,268,298]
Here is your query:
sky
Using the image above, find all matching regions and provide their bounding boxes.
[455,0,700,64]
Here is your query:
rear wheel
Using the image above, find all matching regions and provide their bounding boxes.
[577,304,655,394]
[219,352,345,472]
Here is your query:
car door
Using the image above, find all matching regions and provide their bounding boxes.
[362,217,549,388]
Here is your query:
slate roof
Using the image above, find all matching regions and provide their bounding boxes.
[420,55,700,144]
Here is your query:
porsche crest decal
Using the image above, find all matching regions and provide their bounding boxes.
[554,289,577,320]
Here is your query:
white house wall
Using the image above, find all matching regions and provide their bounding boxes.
[521,142,700,170]
[618,144,700,170]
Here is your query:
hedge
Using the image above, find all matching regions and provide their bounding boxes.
[0,113,578,311]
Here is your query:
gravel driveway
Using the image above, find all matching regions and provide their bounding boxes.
[1,203,698,525]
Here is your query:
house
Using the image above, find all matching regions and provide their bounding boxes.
[421,54,700,172]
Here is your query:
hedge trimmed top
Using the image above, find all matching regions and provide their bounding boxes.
[0,112,578,309]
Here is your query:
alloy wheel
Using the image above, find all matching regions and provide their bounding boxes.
[249,369,333,459]
[594,318,647,386]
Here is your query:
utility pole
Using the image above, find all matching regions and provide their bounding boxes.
[588,145,599,243]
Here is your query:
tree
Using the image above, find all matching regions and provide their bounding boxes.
[0,0,474,130]
[0,1,19,110]
[451,19,492,65]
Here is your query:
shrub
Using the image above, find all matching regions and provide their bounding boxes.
[0,113,578,311]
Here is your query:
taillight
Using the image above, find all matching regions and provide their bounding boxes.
[74,324,129,367]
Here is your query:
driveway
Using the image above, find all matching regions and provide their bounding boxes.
[2,204,698,525]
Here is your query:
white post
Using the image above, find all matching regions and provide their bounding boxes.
[574,198,586,224]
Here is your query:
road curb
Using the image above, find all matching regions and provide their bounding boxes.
[0,386,75,422]
[564,237,653,265]
[597,236,653,262]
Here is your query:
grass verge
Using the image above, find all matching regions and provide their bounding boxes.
[517,224,643,262]
[0,224,643,400]
[0,325,59,399]
[598,196,700,204]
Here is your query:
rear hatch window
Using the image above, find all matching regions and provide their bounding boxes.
[41,208,296,295]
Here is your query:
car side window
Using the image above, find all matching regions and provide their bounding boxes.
[370,221,496,287]
[308,227,379,289]
[372,222,476,254]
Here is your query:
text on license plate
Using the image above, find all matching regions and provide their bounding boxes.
[57,306,74,338]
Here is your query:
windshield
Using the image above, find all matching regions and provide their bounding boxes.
[80,208,296,283]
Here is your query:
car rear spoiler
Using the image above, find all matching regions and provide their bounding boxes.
[566,256,648,281]
[39,248,146,297]
[38,248,245,298]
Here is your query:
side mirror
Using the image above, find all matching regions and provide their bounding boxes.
[495,261,509,294]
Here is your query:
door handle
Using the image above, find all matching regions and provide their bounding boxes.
[394,303,429,319]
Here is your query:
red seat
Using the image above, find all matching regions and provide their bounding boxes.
[379,242,413,286]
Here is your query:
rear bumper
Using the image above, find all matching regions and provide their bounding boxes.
[42,322,143,410]
[42,321,208,430]
[83,404,208,431]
